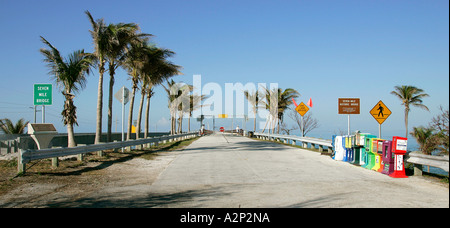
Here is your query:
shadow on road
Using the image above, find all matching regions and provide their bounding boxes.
[45,185,233,208]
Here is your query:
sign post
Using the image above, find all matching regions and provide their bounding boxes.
[295,102,309,137]
[369,100,391,138]
[33,84,52,123]
[114,86,130,152]
[338,98,360,135]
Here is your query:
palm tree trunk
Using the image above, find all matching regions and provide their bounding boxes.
[136,90,145,139]
[405,107,410,138]
[64,95,77,148]
[178,112,183,134]
[262,117,269,133]
[271,117,277,134]
[171,115,176,135]
[127,85,137,140]
[144,94,151,138]
[94,64,104,144]
[107,64,115,142]
[188,115,191,132]
[67,123,76,147]
[277,118,280,134]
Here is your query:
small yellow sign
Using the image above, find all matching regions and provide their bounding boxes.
[218,114,228,118]
[295,102,309,116]
[369,100,392,124]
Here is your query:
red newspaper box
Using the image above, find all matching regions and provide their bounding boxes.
[381,140,394,175]
[389,136,408,178]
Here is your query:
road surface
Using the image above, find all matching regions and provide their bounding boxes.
[139,133,449,207]
[3,132,446,208]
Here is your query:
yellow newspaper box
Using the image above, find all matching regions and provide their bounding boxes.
[371,138,385,172]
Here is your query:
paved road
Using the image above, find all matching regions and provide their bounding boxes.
[145,133,448,208]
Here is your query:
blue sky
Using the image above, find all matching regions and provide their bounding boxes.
[0,0,448,146]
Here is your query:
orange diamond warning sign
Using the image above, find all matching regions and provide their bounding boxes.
[295,102,309,116]
[370,100,392,124]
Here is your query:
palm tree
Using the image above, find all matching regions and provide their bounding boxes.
[177,84,193,134]
[122,41,181,139]
[391,85,429,138]
[39,37,93,147]
[410,126,438,155]
[261,87,299,133]
[187,93,208,132]
[85,11,109,144]
[143,84,155,138]
[101,20,151,142]
[244,90,263,132]
[0,118,29,134]
[261,87,277,133]
[275,88,300,134]
[163,80,191,134]
[140,50,182,137]
[122,39,152,140]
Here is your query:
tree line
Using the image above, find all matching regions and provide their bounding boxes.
[37,11,186,147]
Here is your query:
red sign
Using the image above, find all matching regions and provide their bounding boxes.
[219,127,225,132]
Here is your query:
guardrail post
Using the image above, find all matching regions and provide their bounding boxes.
[7,140,11,154]
[52,157,59,168]
[77,144,86,161]
[51,146,62,168]
[146,137,151,148]
[97,142,105,156]
[318,145,324,152]
[14,139,19,153]
[413,164,423,176]
[126,140,132,152]
[18,149,25,174]
[112,141,118,152]
[292,140,296,146]
[302,142,307,148]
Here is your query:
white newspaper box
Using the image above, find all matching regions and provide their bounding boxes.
[27,123,57,150]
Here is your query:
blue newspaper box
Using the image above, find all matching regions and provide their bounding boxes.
[348,135,355,163]
[362,135,376,169]
[331,135,336,159]
[354,133,370,166]
[342,136,348,162]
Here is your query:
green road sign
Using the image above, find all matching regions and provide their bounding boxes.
[34,84,52,105]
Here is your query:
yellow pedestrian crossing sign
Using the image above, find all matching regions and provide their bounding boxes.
[295,102,309,116]
[370,100,391,124]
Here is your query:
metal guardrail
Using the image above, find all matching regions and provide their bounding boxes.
[253,132,333,152]
[253,133,449,176]
[406,152,449,175]
[18,132,198,173]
